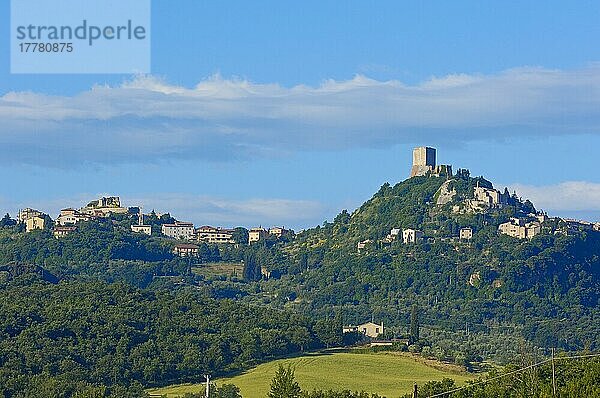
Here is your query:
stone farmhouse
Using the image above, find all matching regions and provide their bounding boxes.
[455,182,511,214]
[381,228,401,244]
[18,208,48,232]
[473,183,510,206]
[173,243,199,257]
[343,321,385,338]
[357,239,373,253]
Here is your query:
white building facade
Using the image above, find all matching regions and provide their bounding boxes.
[162,222,195,240]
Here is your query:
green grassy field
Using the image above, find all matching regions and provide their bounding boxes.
[148,352,475,398]
[191,262,244,278]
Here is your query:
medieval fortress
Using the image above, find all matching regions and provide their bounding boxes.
[409,146,453,178]
[407,146,599,241]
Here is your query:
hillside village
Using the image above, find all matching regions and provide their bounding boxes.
[2,147,600,392]
[357,147,600,254]
[7,146,599,263]
[13,197,293,257]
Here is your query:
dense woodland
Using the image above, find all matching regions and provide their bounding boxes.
[0,279,320,397]
[260,175,600,364]
[0,172,599,396]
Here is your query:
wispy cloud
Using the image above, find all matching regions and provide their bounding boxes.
[128,194,326,228]
[510,181,600,221]
[2,65,600,166]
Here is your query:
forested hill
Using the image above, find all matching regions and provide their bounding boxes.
[1,172,599,396]
[268,173,600,360]
[289,172,533,251]
[0,278,320,397]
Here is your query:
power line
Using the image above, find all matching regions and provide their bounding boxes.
[426,352,600,398]
[427,358,551,398]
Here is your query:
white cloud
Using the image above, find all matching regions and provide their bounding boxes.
[2,65,600,166]
[128,194,325,228]
[510,181,600,212]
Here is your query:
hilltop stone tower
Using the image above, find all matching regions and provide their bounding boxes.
[410,147,436,177]
[409,146,453,178]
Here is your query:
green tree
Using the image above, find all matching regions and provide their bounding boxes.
[290,327,312,351]
[299,251,309,272]
[243,252,260,281]
[199,243,212,262]
[196,383,242,398]
[216,384,243,398]
[268,365,301,398]
[232,227,249,244]
[314,318,342,348]
[0,213,16,228]
[409,305,420,344]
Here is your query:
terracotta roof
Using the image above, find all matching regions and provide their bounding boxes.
[163,222,194,227]
[197,226,217,231]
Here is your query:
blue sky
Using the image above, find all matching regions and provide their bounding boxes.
[1,1,600,228]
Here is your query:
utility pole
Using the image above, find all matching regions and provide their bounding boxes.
[412,383,418,398]
[551,348,557,397]
[205,374,210,398]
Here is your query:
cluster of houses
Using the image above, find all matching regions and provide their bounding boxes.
[14,147,600,256]
[359,210,599,252]
[498,213,600,240]
[452,182,512,214]
[498,216,543,240]
[355,147,600,252]
[454,181,599,240]
[16,196,293,257]
[161,223,289,243]
[19,196,134,238]
[171,226,291,257]
[358,226,474,252]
